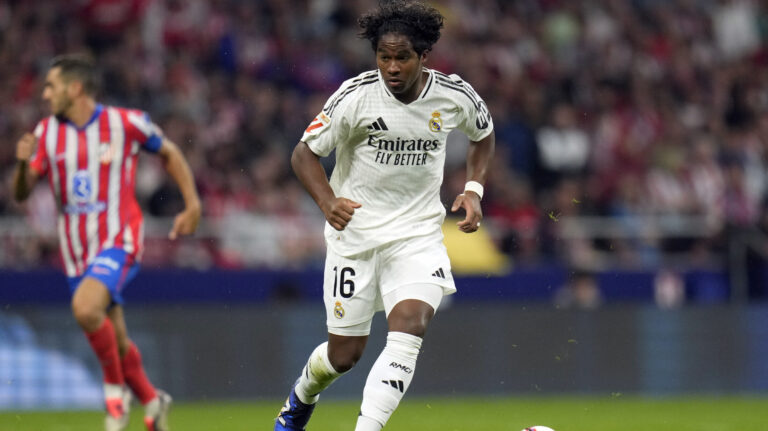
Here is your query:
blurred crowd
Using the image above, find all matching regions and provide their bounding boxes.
[2,0,768,290]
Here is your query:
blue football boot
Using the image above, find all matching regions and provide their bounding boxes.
[274,382,316,430]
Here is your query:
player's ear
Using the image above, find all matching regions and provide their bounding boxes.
[68,80,84,97]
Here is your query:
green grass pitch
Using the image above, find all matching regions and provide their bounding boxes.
[2,395,766,431]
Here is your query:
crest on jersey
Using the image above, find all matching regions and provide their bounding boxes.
[334,301,345,319]
[72,170,93,203]
[429,111,442,132]
[99,142,113,164]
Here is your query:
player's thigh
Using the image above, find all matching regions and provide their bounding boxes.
[323,247,380,337]
[71,276,113,313]
[383,285,443,321]
[70,248,140,308]
[379,234,456,317]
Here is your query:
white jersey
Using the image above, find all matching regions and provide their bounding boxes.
[301,68,494,256]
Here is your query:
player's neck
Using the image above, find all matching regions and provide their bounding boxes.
[395,70,429,105]
[65,98,97,128]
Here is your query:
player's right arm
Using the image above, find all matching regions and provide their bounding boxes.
[291,141,360,231]
[295,73,373,231]
[13,133,41,202]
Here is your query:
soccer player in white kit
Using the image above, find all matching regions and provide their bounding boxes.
[275,1,494,430]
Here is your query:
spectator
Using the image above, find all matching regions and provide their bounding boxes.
[0,0,767,277]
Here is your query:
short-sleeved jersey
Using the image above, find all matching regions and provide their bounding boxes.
[301,68,493,256]
[28,104,163,277]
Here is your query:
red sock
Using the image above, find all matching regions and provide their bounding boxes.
[85,319,124,385]
[121,342,157,404]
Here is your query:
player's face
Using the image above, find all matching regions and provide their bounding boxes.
[42,67,73,116]
[376,33,427,103]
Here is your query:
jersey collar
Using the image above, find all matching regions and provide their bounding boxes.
[378,68,435,103]
[64,103,103,131]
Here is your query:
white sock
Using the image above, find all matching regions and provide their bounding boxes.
[356,415,384,431]
[144,396,160,418]
[356,332,422,430]
[295,342,343,404]
[103,383,123,399]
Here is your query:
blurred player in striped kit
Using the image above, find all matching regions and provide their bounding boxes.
[274,1,494,430]
[12,54,201,431]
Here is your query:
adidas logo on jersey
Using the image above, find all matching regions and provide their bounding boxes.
[382,380,404,393]
[431,268,446,279]
[367,117,389,131]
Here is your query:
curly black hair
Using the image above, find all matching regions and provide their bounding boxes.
[358,0,444,56]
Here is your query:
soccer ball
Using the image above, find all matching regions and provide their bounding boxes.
[521,427,555,431]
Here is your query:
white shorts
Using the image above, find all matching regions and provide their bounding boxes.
[324,233,456,336]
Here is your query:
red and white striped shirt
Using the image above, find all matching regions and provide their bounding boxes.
[28,104,163,277]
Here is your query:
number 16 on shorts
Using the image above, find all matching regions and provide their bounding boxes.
[332,266,356,298]
[323,249,379,326]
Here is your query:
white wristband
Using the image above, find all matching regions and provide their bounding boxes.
[464,181,484,200]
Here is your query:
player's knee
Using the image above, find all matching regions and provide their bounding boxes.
[71,299,104,332]
[400,323,428,338]
[328,345,364,373]
[388,315,429,338]
[329,355,359,373]
[387,300,434,337]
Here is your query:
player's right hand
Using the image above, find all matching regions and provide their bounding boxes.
[168,199,202,240]
[16,133,36,162]
[322,197,362,231]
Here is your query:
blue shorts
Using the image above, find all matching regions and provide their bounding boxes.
[67,248,140,306]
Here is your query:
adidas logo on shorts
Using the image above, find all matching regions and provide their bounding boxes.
[431,268,446,279]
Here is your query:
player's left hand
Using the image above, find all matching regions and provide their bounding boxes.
[451,191,482,233]
[169,204,201,240]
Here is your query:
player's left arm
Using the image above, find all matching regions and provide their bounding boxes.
[451,130,495,233]
[157,138,202,239]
